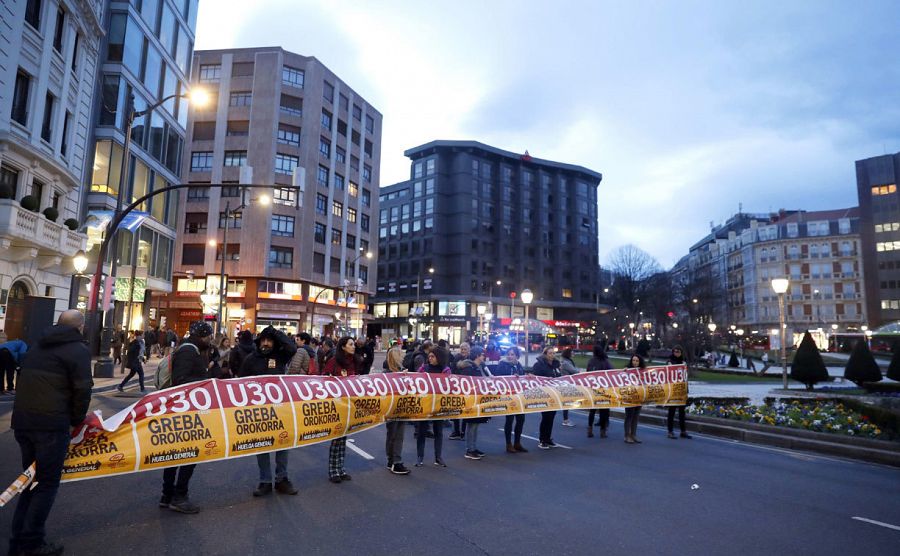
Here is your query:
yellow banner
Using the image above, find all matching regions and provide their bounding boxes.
[14,366,687,486]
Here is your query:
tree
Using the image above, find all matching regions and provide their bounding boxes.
[844,339,882,387]
[790,331,829,390]
[887,341,900,382]
[607,245,662,319]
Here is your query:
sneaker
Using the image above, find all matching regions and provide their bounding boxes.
[168,496,200,514]
[680,432,693,439]
[667,432,677,439]
[464,451,483,460]
[274,479,298,495]
[390,463,410,475]
[562,420,574,427]
[414,457,424,467]
[253,482,273,497]
[20,541,64,556]
[546,440,558,448]
[158,495,172,508]
[448,432,462,440]
[116,386,124,393]
[386,460,393,470]
[538,442,551,450]
[339,473,352,481]
[329,476,342,484]
[434,457,447,467]
[473,450,486,457]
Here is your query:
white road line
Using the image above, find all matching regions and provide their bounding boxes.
[852,517,900,531]
[346,440,375,460]
[506,431,573,449]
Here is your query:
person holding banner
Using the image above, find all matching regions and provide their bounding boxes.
[531,347,561,449]
[455,346,492,460]
[415,346,451,467]
[666,346,692,440]
[448,342,471,441]
[321,337,361,483]
[624,353,646,444]
[495,347,528,453]
[585,345,613,438]
[9,310,92,556]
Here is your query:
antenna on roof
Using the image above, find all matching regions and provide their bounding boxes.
[738,202,743,215]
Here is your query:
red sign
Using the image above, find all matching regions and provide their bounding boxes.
[510,292,517,299]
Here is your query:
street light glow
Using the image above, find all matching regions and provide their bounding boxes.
[258,193,271,206]
[73,250,88,274]
[208,238,217,247]
[365,251,373,259]
[771,278,789,294]
[521,289,533,305]
[188,88,210,107]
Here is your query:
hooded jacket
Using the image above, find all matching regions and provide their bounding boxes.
[12,325,93,430]
[530,355,560,378]
[494,358,525,376]
[453,358,491,422]
[229,333,255,373]
[238,326,297,377]
[0,339,28,364]
[172,337,209,386]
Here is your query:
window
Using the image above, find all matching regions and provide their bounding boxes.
[323,81,334,103]
[317,165,329,186]
[282,65,304,88]
[53,9,65,53]
[362,188,371,207]
[229,91,251,106]
[839,218,851,234]
[363,165,372,182]
[337,119,347,136]
[193,121,215,140]
[25,0,41,30]
[232,62,254,77]
[871,184,897,196]
[199,64,221,82]
[223,150,247,167]
[346,234,356,249]
[331,228,342,245]
[279,94,302,116]
[314,222,326,243]
[349,181,358,197]
[273,187,296,207]
[71,33,79,70]
[332,200,343,218]
[277,124,300,146]
[360,266,369,282]
[271,215,295,237]
[190,151,213,171]
[269,247,293,268]
[11,71,30,126]
[313,252,326,273]
[331,257,341,274]
[361,213,370,232]
[187,186,209,200]
[319,136,331,158]
[364,139,373,159]
[350,155,359,171]
[348,207,357,223]
[334,174,344,190]
[218,211,242,229]
[336,146,346,163]
[365,114,374,133]
[275,153,299,174]
[181,244,205,266]
[426,159,435,175]
[316,193,327,215]
[360,239,369,253]
[0,165,19,202]
[353,104,362,121]
[40,92,54,142]
[226,121,249,137]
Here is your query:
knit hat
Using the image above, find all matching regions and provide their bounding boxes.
[238,329,253,343]
[469,346,485,360]
[189,321,213,337]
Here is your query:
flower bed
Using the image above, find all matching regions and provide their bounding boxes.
[687,399,891,440]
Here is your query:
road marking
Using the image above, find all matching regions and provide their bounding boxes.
[346,440,375,460]
[504,431,572,449]
[852,517,900,531]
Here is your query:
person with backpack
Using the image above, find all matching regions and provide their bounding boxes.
[494,347,528,453]
[531,346,561,449]
[117,330,146,393]
[238,326,299,497]
[414,346,450,467]
[159,321,213,514]
[454,346,491,460]
[586,345,613,438]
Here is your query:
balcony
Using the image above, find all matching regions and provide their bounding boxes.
[0,199,86,266]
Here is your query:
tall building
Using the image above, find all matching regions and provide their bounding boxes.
[80,0,199,332]
[0,0,103,341]
[158,47,381,337]
[855,151,900,328]
[371,140,602,345]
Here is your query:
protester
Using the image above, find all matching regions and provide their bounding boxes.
[287,332,315,375]
[9,310,92,556]
[454,345,491,460]
[217,336,233,378]
[358,337,376,375]
[448,342,471,440]
[320,337,359,483]
[318,337,336,371]
[666,345,692,439]
[385,340,413,475]
[145,327,159,359]
[531,346,561,449]
[117,330,146,392]
[586,345,613,438]
[160,321,213,513]
[494,346,528,453]
[0,336,27,394]
[229,330,254,374]
[385,339,404,372]
[111,324,125,367]
[415,346,450,467]
[559,348,578,426]
[238,326,299,496]
[624,353,646,444]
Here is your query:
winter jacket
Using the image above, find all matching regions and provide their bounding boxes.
[559,358,578,375]
[238,326,297,377]
[493,360,525,376]
[454,359,491,423]
[126,339,143,370]
[586,356,613,372]
[358,340,376,375]
[530,356,560,378]
[11,325,92,430]
[0,339,28,364]
[229,338,254,373]
[417,362,451,374]
[172,338,208,386]
[321,354,359,377]
[287,345,310,375]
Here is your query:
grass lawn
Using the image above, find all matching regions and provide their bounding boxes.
[688,370,784,383]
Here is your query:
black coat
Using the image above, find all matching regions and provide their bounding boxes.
[126,339,143,369]
[494,360,525,376]
[229,340,254,373]
[586,356,613,372]
[531,356,560,378]
[454,359,491,423]
[172,339,208,386]
[12,325,93,430]
[238,327,297,377]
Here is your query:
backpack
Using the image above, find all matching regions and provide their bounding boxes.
[402,350,417,372]
[155,343,200,390]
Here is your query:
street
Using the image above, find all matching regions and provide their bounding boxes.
[1,392,898,555]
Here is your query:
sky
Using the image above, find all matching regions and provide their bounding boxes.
[194,0,900,269]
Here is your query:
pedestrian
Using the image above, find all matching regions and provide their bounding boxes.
[0,337,27,394]
[229,330,255,375]
[117,330,146,393]
[164,327,178,357]
[238,326,299,496]
[454,345,491,460]
[321,337,360,483]
[111,324,125,366]
[586,344,613,438]
[746,351,756,372]
[624,353,646,444]
[9,310,92,556]
[160,321,214,513]
[384,339,414,475]
[145,327,158,359]
[385,338,404,372]
[531,346,561,449]
[494,347,528,453]
[414,346,450,467]
[287,332,316,375]
[448,342,471,440]
[358,337,376,375]
[760,351,771,373]
[666,346,692,439]
[318,337,335,372]
[559,348,578,427]
[218,336,233,378]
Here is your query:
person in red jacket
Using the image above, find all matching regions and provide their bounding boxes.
[320,336,359,483]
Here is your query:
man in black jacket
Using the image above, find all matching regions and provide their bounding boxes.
[159,321,213,514]
[9,310,92,556]
[238,326,299,497]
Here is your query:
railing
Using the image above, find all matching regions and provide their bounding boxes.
[0,200,86,255]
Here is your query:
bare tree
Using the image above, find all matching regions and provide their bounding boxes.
[607,245,662,314]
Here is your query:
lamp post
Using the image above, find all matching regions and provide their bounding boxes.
[771,277,790,389]
[628,322,635,349]
[415,266,434,340]
[477,304,486,343]
[484,311,493,340]
[344,247,373,338]
[521,289,533,365]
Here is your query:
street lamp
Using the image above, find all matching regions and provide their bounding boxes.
[73,250,89,274]
[484,311,493,340]
[771,277,790,389]
[477,304,486,342]
[628,322,635,349]
[521,288,533,363]
[345,247,373,338]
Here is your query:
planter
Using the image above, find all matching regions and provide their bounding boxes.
[20,195,39,212]
[42,207,59,222]
[64,218,79,231]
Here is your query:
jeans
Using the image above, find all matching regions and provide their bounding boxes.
[588,408,610,429]
[667,406,686,433]
[119,364,145,391]
[624,406,642,437]
[562,410,569,420]
[539,411,556,443]
[0,348,16,391]
[416,421,443,459]
[465,422,480,452]
[452,418,467,436]
[10,429,70,553]
[256,450,289,482]
[385,421,406,465]
[162,465,196,498]
[504,414,525,444]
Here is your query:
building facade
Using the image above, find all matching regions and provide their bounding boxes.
[0,0,102,341]
[371,140,602,345]
[855,151,900,328]
[79,0,199,333]
[159,47,381,337]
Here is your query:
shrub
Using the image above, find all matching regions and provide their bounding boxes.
[844,339,882,387]
[791,331,830,390]
[888,341,900,382]
[20,195,39,211]
[64,218,79,231]
[42,207,59,222]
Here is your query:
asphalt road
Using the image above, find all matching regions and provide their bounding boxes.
[1,393,898,556]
